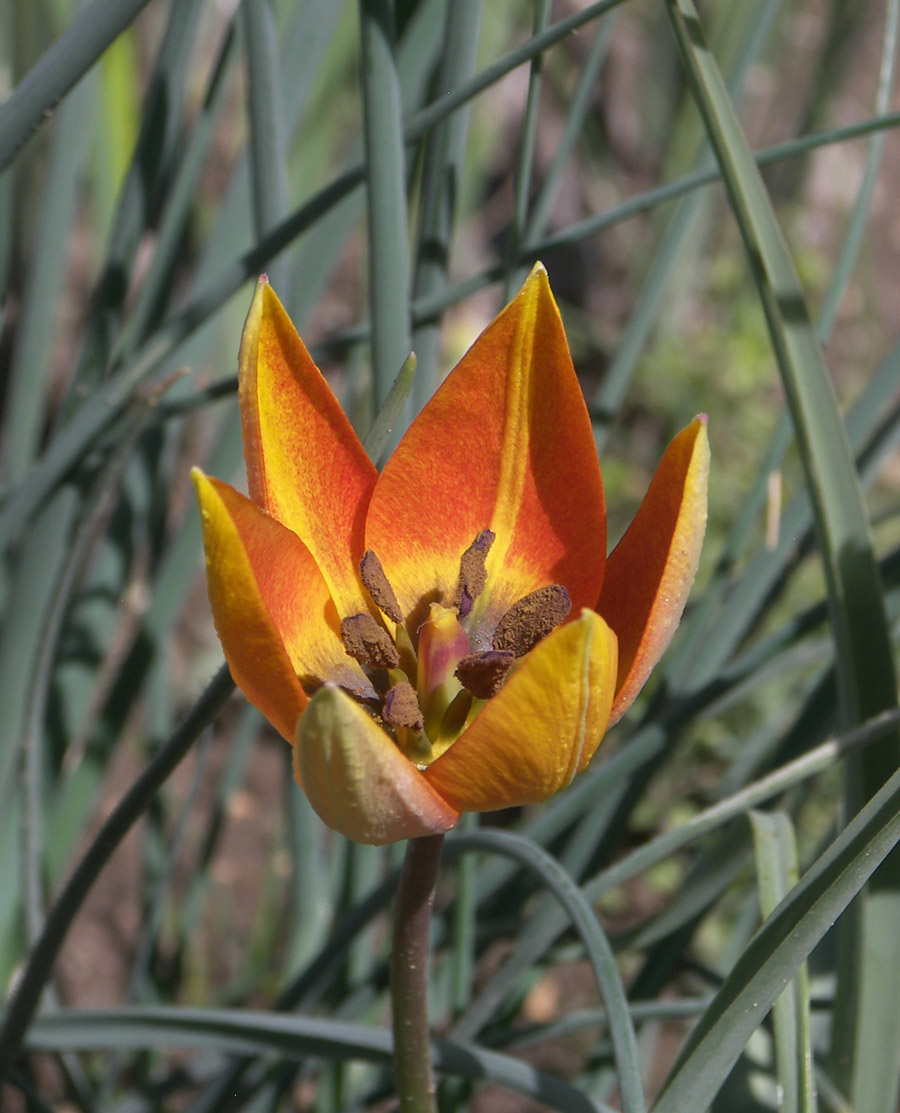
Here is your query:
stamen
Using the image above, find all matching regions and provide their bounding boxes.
[340,614,400,669]
[454,529,495,618]
[455,650,515,699]
[492,584,571,657]
[383,681,425,732]
[360,550,403,624]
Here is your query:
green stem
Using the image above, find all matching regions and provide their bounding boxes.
[391,833,444,1113]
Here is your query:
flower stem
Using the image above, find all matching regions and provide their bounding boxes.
[391,833,445,1113]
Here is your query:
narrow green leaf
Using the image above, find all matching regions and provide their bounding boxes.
[664,0,896,749]
[0,0,153,170]
[363,351,417,464]
[0,488,79,816]
[450,829,646,1113]
[664,6,900,1109]
[816,0,899,343]
[359,0,412,412]
[410,0,482,407]
[750,811,818,1113]
[25,1006,616,1113]
[0,665,236,1077]
[651,755,900,1113]
[592,0,781,447]
[503,0,552,299]
[1,75,95,481]
[243,0,291,297]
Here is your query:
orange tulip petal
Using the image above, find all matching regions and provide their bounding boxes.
[366,264,606,623]
[598,416,710,724]
[423,610,618,812]
[196,471,375,704]
[193,468,308,742]
[239,278,377,615]
[295,686,460,845]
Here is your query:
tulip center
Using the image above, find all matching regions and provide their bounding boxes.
[338,535,571,766]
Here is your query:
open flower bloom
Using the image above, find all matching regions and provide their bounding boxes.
[193,264,708,845]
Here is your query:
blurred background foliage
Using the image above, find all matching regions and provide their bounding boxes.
[2,0,900,1110]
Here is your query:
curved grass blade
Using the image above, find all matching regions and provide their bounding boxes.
[750,811,818,1113]
[243,0,290,298]
[503,0,552,299]
[592,0,783,446]
[1,75,95,482]
[650,753,900,1113]
[0,489,79,817]
[816,0,898,343]
[67,0,206,398]
[664,0,896,757]
[410,0,482,407]
[0,664,236,1077]
[664,7,900,1107]
[363,352,417,465]
[25,1006,617,1113]
[450,828,645,1113]
[111,23,241,364]
[359,0,412,412]
[0,0,154,171]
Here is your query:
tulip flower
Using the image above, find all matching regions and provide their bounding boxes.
[193,264,708,845]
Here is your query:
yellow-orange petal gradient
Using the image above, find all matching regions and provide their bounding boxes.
[192,468,307,742]
[197,473,375,700]
[295,686,460,845]
[239,279,377,616]
[423,610,618,812]
[366,264,606,624]
[598,416,709,725]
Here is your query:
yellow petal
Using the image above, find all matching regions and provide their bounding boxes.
[192,467,307,742]
[195,471,374,699]
[295,686,460,845]
[423,610,618,812]
[599,417,709,724]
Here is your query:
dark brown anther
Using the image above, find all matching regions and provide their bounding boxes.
[383,681,425,732]
[492,584,571,658]
[341,614,400,669]
[359,550,403,624]
[455,650,515,699]
[453,529,495,618]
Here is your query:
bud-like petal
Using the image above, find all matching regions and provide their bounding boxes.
[295,686,460,845]
[424,611,618,812]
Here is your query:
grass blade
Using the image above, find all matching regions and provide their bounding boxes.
[410,0,482,406]
[0,0,153,171]
[243,0,291,297]
[651,757,900,1113]
[1,75,95,481]
[26,1006,616,1113]
[451,829,646,1113]
[0,665,236,1076]
[750,811,818,1113]
[664,6,900,1108]
[359,0,412,412]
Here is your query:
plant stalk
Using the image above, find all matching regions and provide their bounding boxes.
[391,833,445,1113]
